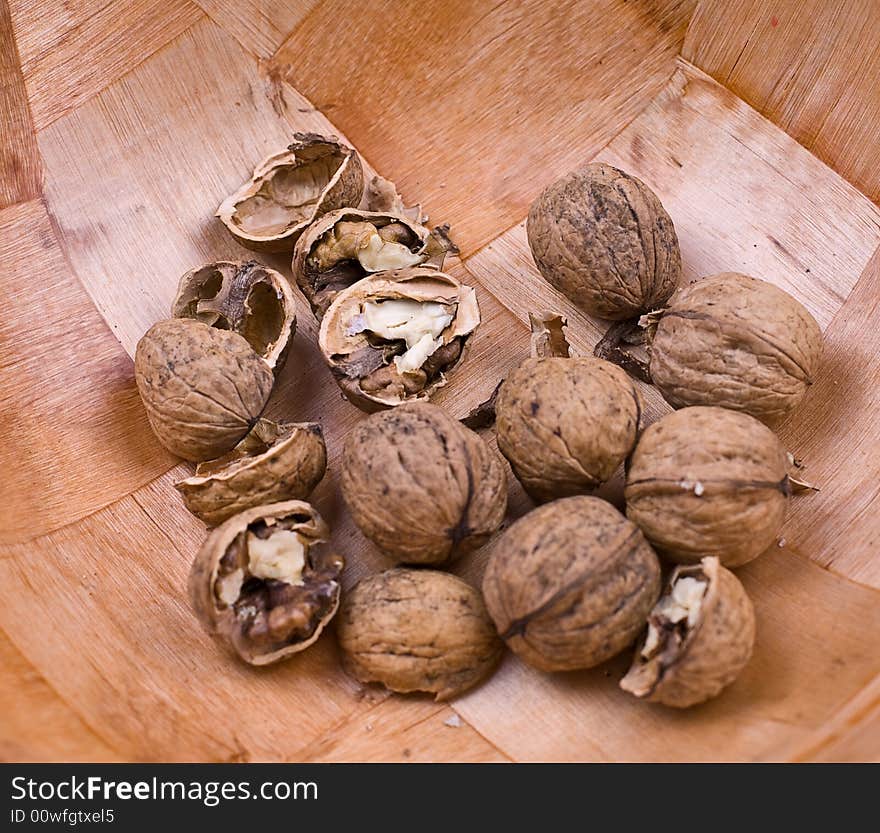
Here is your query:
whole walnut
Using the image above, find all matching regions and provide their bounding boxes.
[496,314,641,502]
[482,496,661,672]
[625,406,790,567]
[340,402,507,565]
[527,162,680,320]
[647,273,823,426]
[337,568,502,700]
[134,318,274,462]
[620,556,755,707]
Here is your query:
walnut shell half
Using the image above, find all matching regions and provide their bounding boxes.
[318,267,480,411]
[175,419,327,526]
[216,133,364,252]
[625,406,790,567]
[292,207,456,319]
[527,162,681,320]
[134,318,274,462]
[483,496,661,672]
[647,273,823,426]
[337,568,503,700]
[620,556,755,707]
[341,402,507,565]
[188,500,343,665]
[172,261,296,373]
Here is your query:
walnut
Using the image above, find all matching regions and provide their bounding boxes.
[318,267,479,411]
[172,260,296,373]
[337,568,502,700]
[527,162,680,320]
[216,133,363,252]
[645,272,823,426]
[134,318,274,462]
[620,556,755,707]
[188,500,343,665]
[625,406,790,567]
[340,402,507,565]
[482,496,661,671]
[292,207,456,319]
[175,419,327,526]
[496,313,641,502]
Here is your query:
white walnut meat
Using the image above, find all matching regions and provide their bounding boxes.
[318,267,479,411]
[527,162,681,320]
[646,272,823,426]
[175,419,327,526]
[172,260,296,373]
[625,406,790,567]
[292,207,456,319]
[620,556,755,707]
[216,133,364,252]
[337,568,503,700]
[482,496,661,672]
[341,402,507,565]
[188,500,344,665]
[134,318,274,462]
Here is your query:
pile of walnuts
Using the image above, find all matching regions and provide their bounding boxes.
[135,141,822,712]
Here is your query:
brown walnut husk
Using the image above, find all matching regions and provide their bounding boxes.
[647,272,823,426]
[527,162,681,320]
[496,313,641,502]
[318,267,479,411]
[172,261,296,373]
[341,402,507,565]
[175,419,327,526]
[337,568,503,700]
[482,496,661,672]
[625,406,789,567]
[292,207,456,319]
[188,500,343,665]
[134,318,274,462]
[216,133,363,252]
[620,556,755,707]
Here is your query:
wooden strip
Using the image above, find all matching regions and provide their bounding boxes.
[195,0,316,58]
[0,0,40,208]
[683,0,880,205]
[268,0,695,257]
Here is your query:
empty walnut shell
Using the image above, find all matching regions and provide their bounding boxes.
[483,496,661,672]
[188,500,344,665]
[527,162,681,320]
[175,419,327,526]
[292,207,456,318]
[172,261,296,372]
[625,406,790,567]
[647,273,823,426]
[337,568,503,700]
[318,267,480,411]
[134,318,274,462]
[620,556,755,707]
[216,133,364,252]
[341,402,507,565]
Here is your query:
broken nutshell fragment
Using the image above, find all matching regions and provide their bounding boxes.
[175,419,327,526]
[620,556,755,707]
[645,272,823,426]
[625,406,790,567]
[341,402,507,565]
[134,318,274,462]
[337,568,503,700]
[292,207,457,318]
[172,260,296,372]
[188,500,343,665]
[482,496,661,672]
[216,133,364,252]
[318,267,479,411]
[527,162,681,320]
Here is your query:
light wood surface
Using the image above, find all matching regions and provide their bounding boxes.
[1,0,878,762]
